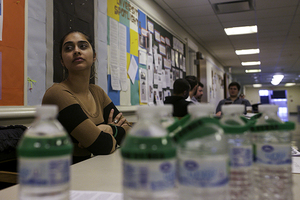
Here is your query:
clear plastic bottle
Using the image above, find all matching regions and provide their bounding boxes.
[252,104,294,200]
[177,104,229,200]
[121,106,177,200]
[167,114,191,143]
[155,104,176,128]
[220,105,253,200]
[17,105,73,200]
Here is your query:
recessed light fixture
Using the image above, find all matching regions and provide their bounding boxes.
[235,49,260,55]
[271,75,284,85]
[285,83,296,86]
[245,69,261,73]
[253,84,262,88]
[224,25,257,36]
[242,61,261,66]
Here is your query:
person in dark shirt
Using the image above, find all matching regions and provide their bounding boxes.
[164,79,192,118]
[215,82,251,116]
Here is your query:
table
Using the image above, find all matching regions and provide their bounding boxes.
[0,152,122,200]
[1,152,300,199]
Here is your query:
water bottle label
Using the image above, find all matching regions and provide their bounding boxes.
[256,144,291,165]
[123,159,176,191]
[230,145,253,167]
[19,155,71,186]
[178,156,229,187]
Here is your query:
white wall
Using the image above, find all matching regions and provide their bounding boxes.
[206,59,225,109]
[245,85,300,113]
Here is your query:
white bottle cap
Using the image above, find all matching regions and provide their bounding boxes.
[222,104,244,115]
[136,105,157,117]
[36,105,58,118]
[258,104,278,113]
[155,104,173,115]
[188,103,214,116]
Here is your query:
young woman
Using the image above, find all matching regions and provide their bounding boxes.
[42,31,130,163]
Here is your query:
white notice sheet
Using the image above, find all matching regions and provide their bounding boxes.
[128,55,138,84]
[119,23,128,91]
[109,18,121,90]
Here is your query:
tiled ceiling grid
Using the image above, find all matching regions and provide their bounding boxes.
[153,0,300,86]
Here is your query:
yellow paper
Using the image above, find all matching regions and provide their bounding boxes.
[107,0,120,21]
[130,29,138,57]
[126,52,130,78]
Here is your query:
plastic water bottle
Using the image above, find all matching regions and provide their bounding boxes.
[167,114,191,143]
[251,104,294,200]
[220,105,253,200]
[17,105,73,200]
[121,106,177,200]
[155,104,176,128]
[177,104,229,200]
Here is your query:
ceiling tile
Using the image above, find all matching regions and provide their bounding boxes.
[256,7,297,19]
[182,15,219,26]
[159,0,210,9]
[256,0,299,9]
[172,5,215,18]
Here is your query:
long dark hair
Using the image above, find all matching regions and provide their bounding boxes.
[59,31,96,81]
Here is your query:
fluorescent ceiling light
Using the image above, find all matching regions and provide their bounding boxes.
[224,25,257,35]
[285,83,296,87]
[242,61,261,66]
[271,75,284,85]
[253,84,262,88]
[236,49,260,55]
[245,69,261,73]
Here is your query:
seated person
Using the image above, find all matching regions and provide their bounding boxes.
[164,79,193,118]
[216,82,251,116]
[185,75,198,102]
[191,81,204,104]
[42,31,130,163]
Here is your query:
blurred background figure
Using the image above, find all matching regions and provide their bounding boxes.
[191,81,204,104]
[215,82,251,116]
[185,76,198,102]
[164,79,192,118]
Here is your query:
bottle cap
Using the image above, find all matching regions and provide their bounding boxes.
[121,135,176,160]
[222,104,244,114]
[155,104,173,114]
[136,106,156,116]
[258,104,278,113]
[188,103,214,116]
[36,105,58,118]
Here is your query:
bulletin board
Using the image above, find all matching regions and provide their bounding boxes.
[107,0,186,106]
[0,0,25,105]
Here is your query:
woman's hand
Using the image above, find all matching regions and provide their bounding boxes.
[108,109,126,126]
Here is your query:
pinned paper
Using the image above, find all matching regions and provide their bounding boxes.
[128,55,138,84]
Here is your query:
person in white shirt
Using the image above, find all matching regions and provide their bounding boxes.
[185,75,198,102]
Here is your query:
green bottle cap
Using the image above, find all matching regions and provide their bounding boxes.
[221,116,254,134]
[121,135,176,160]
[250,121,295,132]
[17,136,73,157]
